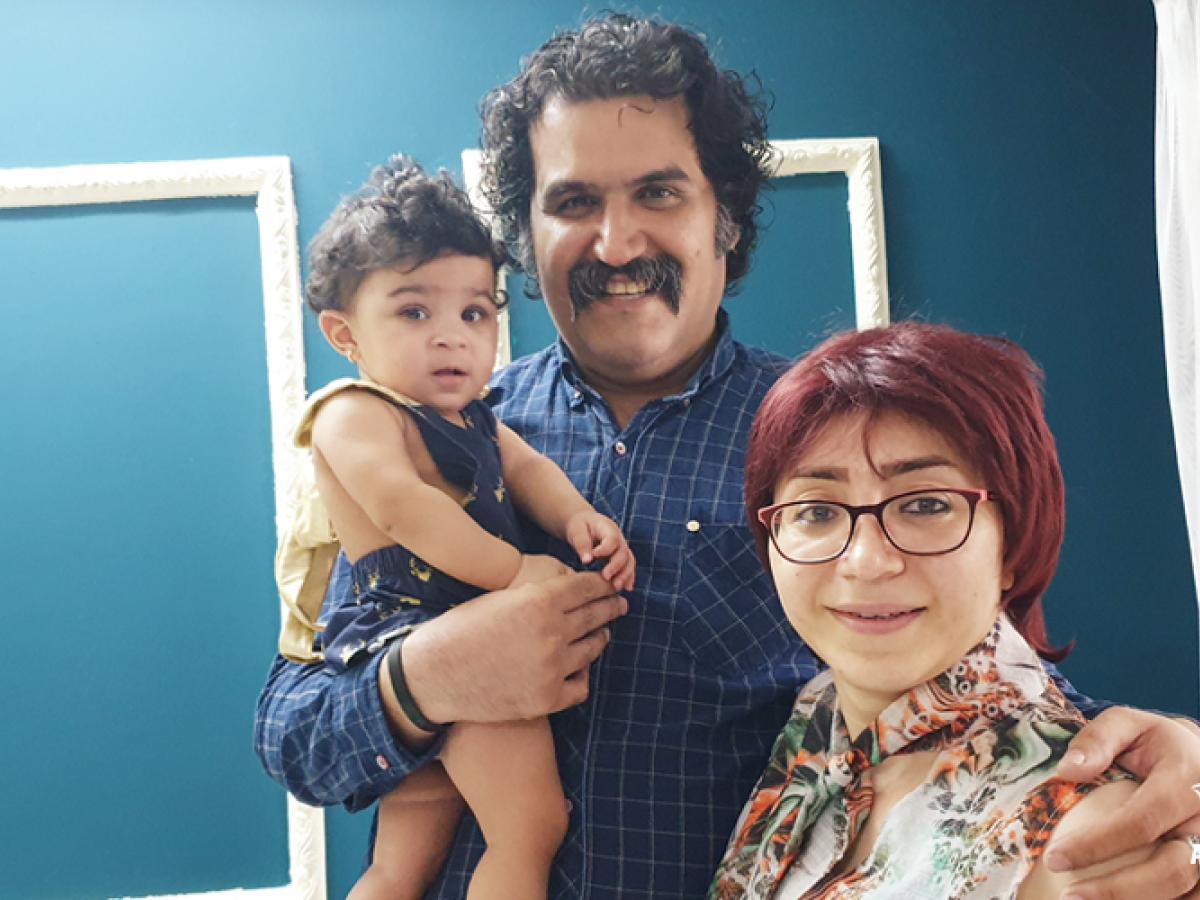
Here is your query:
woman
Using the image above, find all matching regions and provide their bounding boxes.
[711,323,1148,898]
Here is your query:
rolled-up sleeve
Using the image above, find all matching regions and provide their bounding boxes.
[254,557,445,812]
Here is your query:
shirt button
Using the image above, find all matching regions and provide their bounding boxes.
[686,520,701,533]
[375,754,391,771]
[614,441,627,456]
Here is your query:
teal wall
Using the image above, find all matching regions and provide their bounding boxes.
[2,2,1194,897]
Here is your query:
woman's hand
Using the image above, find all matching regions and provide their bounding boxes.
[1046,707,1200,898]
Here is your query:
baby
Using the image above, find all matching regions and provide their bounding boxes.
[295,156,634,899]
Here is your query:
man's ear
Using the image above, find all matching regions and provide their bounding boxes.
[318,310,357,362]
[715,205,740,255]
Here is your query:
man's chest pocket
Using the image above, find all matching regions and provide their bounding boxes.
[675,523,799,673]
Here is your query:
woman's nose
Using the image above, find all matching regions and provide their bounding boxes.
[836,513,905,580]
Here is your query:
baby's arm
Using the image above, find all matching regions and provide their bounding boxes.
[497,424,635,590]
[312,391,525,590]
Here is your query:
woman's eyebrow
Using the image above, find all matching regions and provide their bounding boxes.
[878,455,956,478]
[787,456,956,483]
[787,467,846,482]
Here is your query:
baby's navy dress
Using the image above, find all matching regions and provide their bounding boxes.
[317,388,522,671]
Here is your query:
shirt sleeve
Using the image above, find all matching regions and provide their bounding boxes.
[253,556,445,812]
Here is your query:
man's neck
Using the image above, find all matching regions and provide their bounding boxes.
[571,330,720,430]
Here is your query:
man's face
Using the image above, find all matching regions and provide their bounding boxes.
[528,95,731,395]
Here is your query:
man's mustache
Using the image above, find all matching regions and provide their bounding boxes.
[566,255,684,317]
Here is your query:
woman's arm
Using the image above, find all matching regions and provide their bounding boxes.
[312,391,521,590]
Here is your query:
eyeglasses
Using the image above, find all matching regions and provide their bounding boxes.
[758,488,999,565]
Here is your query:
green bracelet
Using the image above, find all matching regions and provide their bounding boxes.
[386,634,448,734]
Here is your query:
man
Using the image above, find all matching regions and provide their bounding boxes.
[256,14,1200,898]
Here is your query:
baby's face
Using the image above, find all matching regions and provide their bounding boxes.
[344,253,500,423]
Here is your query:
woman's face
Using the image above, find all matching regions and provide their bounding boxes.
[768,410,1012,716]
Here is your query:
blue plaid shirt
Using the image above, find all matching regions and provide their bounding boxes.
[255,311,1100,898]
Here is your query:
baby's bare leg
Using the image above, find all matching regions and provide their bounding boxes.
[440,718,567,900]
[347,761,466,900]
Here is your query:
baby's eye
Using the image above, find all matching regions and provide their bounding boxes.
[462,305,492,324]
[398,306,428,321]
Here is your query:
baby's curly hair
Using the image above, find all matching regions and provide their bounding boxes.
[305,155,509,314]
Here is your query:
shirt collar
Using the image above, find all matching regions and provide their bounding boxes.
[553,308,736,406]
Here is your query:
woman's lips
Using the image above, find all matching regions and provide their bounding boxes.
[830,607,925,635]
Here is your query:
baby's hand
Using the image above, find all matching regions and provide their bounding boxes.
[510,553,572,587]
[565,511,636,592]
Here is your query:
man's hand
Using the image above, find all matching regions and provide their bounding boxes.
[396,571,627,729]
[565,510,636,591]
[1046,707,1200,898]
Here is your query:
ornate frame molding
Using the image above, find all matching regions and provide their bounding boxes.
[461,137,889,364]
[767,138,890,329]
[461,149,516,367]
[0,157,325,900]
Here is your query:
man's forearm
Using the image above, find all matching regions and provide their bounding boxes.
[254,650,442,811]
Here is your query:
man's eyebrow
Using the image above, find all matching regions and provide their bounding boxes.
[540,180,595,203]
[631,166,690,187]
[540,166,692,203]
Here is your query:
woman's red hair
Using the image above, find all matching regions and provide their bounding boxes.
[745,322,1070,661]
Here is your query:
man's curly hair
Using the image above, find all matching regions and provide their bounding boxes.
[306,155,509,314]
[479,13,772,297]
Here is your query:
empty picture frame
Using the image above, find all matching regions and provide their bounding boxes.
[0,156,322,900]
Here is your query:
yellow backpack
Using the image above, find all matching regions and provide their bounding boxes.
[273,378,421,663]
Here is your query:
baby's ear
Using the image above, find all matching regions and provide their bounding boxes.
[318,310,356,360]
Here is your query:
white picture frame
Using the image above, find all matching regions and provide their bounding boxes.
[461,136,889,367]
[0,157,324,900]
[766,138,890,330]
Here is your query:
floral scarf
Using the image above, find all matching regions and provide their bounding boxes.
[710,615,1116,899]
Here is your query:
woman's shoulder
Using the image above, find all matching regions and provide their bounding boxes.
[1016,775,1147,899]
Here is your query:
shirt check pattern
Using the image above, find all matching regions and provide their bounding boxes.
[254,312,1102,899]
